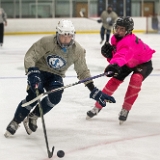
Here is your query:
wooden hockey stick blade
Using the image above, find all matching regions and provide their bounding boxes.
[79,10,84,17]
[79,11,96,21]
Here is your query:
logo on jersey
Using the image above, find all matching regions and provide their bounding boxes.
[106,17,112,23]
[47,55,66,70]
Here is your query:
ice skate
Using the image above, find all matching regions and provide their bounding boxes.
[23,113,38,135]
[119,108,129,125]
[4,120,19,138]
[86,106,101,119]
[100,40,104,44]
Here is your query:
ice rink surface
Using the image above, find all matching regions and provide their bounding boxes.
[0,33,160,160]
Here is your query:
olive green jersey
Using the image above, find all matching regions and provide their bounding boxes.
[24,35,92,84]
[100,11,118,30]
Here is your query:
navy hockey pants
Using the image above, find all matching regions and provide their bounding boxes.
[14,71,64,123]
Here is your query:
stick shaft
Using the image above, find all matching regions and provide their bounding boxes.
[45,72,105,95]
[22,72,108,107]
[35,86,54,158]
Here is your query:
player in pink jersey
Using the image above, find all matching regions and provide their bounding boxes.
[86,16,156,124]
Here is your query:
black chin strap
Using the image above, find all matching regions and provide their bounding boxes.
[114,34,123,41]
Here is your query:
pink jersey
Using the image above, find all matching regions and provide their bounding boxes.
[109,34,155,68]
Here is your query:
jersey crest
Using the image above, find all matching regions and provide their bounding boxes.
[47,55,66,70]
[106,17,112,23]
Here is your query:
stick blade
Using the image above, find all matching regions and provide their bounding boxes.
[48,146,55,158]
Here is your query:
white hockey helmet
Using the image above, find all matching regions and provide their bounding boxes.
[56,19,75,48]
[56,19,75,35]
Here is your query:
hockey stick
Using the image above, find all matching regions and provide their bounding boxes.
[35,85,54,158]
[22,72,111,107]
[79,10,97,21]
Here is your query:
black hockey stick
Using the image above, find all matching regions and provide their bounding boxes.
[22,72,111,107]
[35,85,54,158]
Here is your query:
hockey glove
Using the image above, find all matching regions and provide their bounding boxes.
[101,42,114,58]
[109,21,113,26]
[90,87,116,107]
[27,67,44,94]
[97,19,102,23]
[104,64,121,77]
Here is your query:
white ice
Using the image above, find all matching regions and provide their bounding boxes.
[0,33,160,160]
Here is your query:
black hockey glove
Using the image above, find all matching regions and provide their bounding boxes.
[104,64,121,77]
[97,19,102,23]
[90,87,116,107]
[109,21,113,26]
[101,42,114,58]
[27,67,44,94]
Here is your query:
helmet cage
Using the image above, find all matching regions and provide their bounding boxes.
[56,33,75,48]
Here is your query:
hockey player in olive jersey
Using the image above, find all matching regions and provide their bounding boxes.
[97,5,118,44]
[5,19,116,137]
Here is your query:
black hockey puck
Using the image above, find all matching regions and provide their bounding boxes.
[57,150,65,158]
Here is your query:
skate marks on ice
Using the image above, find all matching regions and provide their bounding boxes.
[0,34,160,160]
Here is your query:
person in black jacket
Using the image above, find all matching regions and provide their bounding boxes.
[0,8,7,47]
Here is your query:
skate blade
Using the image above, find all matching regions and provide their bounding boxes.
[119,120,124,125]
[23,118,32,135]
[86,115,92,120]
[4,131,12,138]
